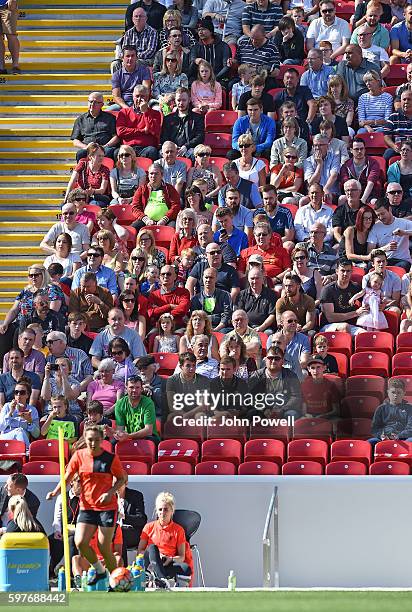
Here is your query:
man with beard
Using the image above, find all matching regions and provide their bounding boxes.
[261,185,295,249]
[189,17,231,83]
[218,162,262,210]
[160,88,205,161]
[212,188,253,240]
[90,308,147,368]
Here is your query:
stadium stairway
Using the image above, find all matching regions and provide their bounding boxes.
[0,0,128,316]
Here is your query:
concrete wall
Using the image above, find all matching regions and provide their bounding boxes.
[5,475,412,588]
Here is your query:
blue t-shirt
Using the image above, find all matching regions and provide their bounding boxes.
[213,227,249,256]
[0,371,41,403]
[390,21,412,52]
[266,206,294,237]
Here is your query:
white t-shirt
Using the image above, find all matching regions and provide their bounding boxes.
[306,16,351,51]
[43,253,82,277]
[234,158,266,187]
[368,217,412,262]
[43,222,90,256]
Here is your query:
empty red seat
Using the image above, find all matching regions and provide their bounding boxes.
[277,64,306,81]
[115,439,156,468]
[336,418,372,440]
[282,461,323,475]
[374,440,412,465]
[195,460,236,475]
[386,265,406,279]
[351,267,365,285]
[22,461,60,475]
[205,110,238,133]
[287,438,328,466]
[209,156,227,172]
[206,423,247,443]
[151,460,192,475]
[249,422,290,442]
[369,460,410,475]
[325,461,367,475]
[151,352,179,375]
[292,418,333,443]
[314,332,351,359]
[141,225,175,249]
[350,352,390,377]
[355,331,394,358]
[0,440,26,465]
[238,461,279,475]
[162,420,206,444]
[335,0,355,20]
[357,132,386,154]
[135,157,152,172]
[370,155,387,180]
[396,333,412,353]
[243,439,285,467]
[121,461,149,475]
[330,439,372,467]
[384,310,400,337]
[157,439,199,466]
[329,352,348,377]
[392,352,412,376]
[202,439,242,466]
[204,132,232,156]
[107,204,135,226]
[385,63,408,86]
[324,373,345,396]
[346,375,386,402]
[29,439,68,464]
[341,395,380,419]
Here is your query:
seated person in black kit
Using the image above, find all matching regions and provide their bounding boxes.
[0,473,40,533]
[369,378,412,446]
[237,75,276,121]
[165,352,209,422]
[134,355,165,419]
[6,495,45,534]
[118,484,147,562]
[312,334,339,375]
[17,293,66,341]
[160,87,205,161]
[384,183,412,219]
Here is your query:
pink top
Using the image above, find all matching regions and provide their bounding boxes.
[87,379,124,413]
[75,210,96,226]
[190,81,222,111]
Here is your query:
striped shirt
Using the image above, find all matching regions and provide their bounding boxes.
[358,92,393,123]
[236,35,280,72]
[242,1,283,32]
[383,111,412,143]
[122,25,158,62]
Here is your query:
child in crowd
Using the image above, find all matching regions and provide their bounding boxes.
[231,64,254,111]
[27,322,48,354]
[349,272,389,331]
[290,6,307,37]
[176,247,196,286]
[370,378,412,445]
[71,400,113,451]
[152,313,180,353]
[327,74,355,132]
[192,178,213,209]
[191,59,222,114]
[319,40,337,66]
[301,356,341,418]
[140,264,161,295]
[313,334,339,374]
[40,395,78,444]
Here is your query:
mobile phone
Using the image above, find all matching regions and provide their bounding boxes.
[49,363,59,371]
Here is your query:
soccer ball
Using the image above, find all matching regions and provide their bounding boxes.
[109,567,134,592]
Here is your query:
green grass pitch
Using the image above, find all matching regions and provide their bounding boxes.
[9,591,412,612]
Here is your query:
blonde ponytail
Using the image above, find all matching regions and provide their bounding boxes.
[8,495,41,533]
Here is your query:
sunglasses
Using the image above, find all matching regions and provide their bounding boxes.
[388,190,402,195]
[294,255,306,261]
[166,57,178,62]
[321,8,334,13]
[46,339,59,345]
[122,298,135,303]
[110,350,124,356]
[239,144,251,148]
[208,250,221,255]
[119,153,132,157]
[160,272,172,276]
[87,253,101,257]
[285,155,297,159]
[131,256,145,262]
[255,233,268,238]
[14,390,27,395]
[74,197,86,202]
[62,211,75,216]
[267,356,282,361]
[286,319,298,323]
[197,152,210,157]
[28,272,42,278]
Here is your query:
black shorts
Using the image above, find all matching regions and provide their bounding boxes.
[78,509,117,528]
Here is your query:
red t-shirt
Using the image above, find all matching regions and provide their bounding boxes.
[74,159,110,193]
[66,448,125,511]
[238,244,292,278]
[301,378,340,415]
[141,520,186,558]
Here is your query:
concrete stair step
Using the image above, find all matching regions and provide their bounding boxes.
[0,222,53,231]
[20,0,127,6]
[0,72,110,82]
[0,281,28,291]
[16,18,123,28]
[0,175,69,182]
[0,139,74,150]
[1,151,75,159]
[19,7,123,16]
[0,186,66,196]
[0,163,74,173]
[18,29,121,41]
[0,106,82,115]
[0,246,43,254]
[0,128,71,136]
[0,233,45,242]
[0,257,45,269]
[0,119,73,128]
[0,210,60,221]
[15,40,116,51]
[0,198,61,207]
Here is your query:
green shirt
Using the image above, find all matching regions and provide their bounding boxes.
[46,418,77,441]
[114,395,159,439]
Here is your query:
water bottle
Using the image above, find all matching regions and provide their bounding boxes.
[81,571,88,591]
[87,567,96,592]
[57,567,66,592]
[228,570,236,591]
[131,565,141,592]
[95,571,108,592]
[136,554,146,590]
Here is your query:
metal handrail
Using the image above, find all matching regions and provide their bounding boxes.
[262,486,279,588]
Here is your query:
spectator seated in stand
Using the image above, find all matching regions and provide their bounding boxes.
[114,375,160,443]
[40,395,79,444]
[0,379,40,450]
[369,378,412,446]
[40,358,82,424]
[301,355,341,418]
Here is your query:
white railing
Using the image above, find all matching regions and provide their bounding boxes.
[262,486,279,588]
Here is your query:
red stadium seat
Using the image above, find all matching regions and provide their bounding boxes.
[83,331,98,340]
[212,331,225,344]
[121,461,149,475]
[369,460,410,475]
[336,418,372,440]
[84,203,102,216]
[266,87,283,100]
[385,63,408,86]
[141,225,175,248]
[315,332,352,359]
[205,110,238,133]
[382,85,398,97]
[0,440,26,465]
[135,157,152,172]
[341,395,380,419]
[355,331,394,358]
[209,156,228,173]
[374,440,412,465]
[384,310,400,337]
[350,352,390,377]
[329,352,348,377]
[324,373,345,396]
[204,132,232,156]
[206,423,247,443]
[249,422,290,442]
[195,460,236,475]
[108,204,135,226]
[280,202,298,218]
[244,439,285,467]
[162,420,206,444]
[351,266,365,285]
[151,352,179,375]
[22,461,60,475]
[115,439,156,468]
[346,375,386,402]
[282,461,323,475]
[29,439,69,464]
[287,438,328,466]
[277,64,306,81]
[202,439,242,466]
[157,439,199,466]
[392,352,412,376]
[357,132,386,154]
[238,461,279,475]
[370,155,387,181]
[325,461,367,475]
[335,0,355,20]
[292,418,333,443]
[396,333,412,353]
[177,156,192,171]
[151,460,192,475]
[330,439,372,467]
[386,265,406,279]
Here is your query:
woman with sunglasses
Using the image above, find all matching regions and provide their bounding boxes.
[233,133,267,188]
[291,245,322,303]
[340,205,376,266]
[169,209,198,262]
[186,144,223,200]
[110,145,146,206]
[0,379,40,450]
[387,140,412,199]
[159,9,196,49]
[44,233,82,279]
[127,248,148,284]
[66,188,96,234]
[135,228,167,270]
[0,266,64,365]
[108,337,139,385]
[270,146,303,203]
[152,50,188,109]
[118,290,147,339]
[270,117,307,170]
[176,186,213,233]
[65,142,111,207]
